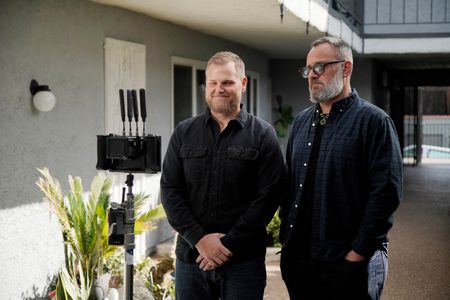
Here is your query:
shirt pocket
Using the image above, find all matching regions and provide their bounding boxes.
[225,146,259,184]
[180,145,208,183]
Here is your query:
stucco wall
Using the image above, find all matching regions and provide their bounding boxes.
[0,0,270,297]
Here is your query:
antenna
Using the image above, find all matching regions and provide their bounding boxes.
[139,89,147,136]
[119,89,126,136]
[132,90,139,136]
[126,90,133,136]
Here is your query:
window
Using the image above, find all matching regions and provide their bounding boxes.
[243,71,260,116]
[172,57,207,128]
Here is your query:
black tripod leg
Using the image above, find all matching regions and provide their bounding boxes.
[124,174,135,300]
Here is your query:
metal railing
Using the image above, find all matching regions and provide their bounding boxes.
[321,0,450,37]
[364,0,450,36]
[365,0,450,25]
[404,116,450,163]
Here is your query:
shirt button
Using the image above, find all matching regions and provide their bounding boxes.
[308,142,312,146]
[303,163,307,167]
[312,123,316,127]
[299,184,303,187]
[294,204,298,208]
[289,224,293,228]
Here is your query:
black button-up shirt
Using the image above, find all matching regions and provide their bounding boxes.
[161,108,284,263]
[281,89,403,261]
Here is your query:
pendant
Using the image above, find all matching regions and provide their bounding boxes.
[320,118,327,125]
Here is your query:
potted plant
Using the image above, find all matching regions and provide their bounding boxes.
[273,95,294,138]
[36,167,166,299]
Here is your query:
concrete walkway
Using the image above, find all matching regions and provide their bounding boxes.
[264,163,450,299]
[264,247,289,299]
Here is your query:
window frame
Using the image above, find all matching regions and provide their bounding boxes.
[171,57,207,130]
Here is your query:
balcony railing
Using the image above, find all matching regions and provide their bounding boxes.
[320,0,450,37]
[364,0,450,37]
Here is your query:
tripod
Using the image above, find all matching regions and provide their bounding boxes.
[101,88,162,298]
[123,173,135,300]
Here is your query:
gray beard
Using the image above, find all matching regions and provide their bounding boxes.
[309,69,344,104]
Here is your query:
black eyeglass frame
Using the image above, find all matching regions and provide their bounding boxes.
[300,60,345,79]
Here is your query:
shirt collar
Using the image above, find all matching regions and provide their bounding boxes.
[314,88,358,116]
[204,103,248,128]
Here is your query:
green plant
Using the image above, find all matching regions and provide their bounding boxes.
[104,251,175,299]
[135,255,175,300]
[273,95,294,138]
[36,167,166,299]
[102,249,124,287]
[266,209,281,247]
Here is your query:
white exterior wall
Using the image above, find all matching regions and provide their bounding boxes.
[364,37,450,54]
[0,0,270,298]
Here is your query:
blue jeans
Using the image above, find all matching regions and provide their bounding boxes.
[175,257,266,300]
[281,247,388,300]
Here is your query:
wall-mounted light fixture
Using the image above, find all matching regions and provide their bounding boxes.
[30,79,56,112]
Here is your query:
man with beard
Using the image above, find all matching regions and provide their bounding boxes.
[279,36,403,300]
[161,51,284,299]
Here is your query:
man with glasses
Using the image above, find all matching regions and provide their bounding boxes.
[279,36,403,299]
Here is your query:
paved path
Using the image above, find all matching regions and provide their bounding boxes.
[383,164,450,299]
[264,163,450,300]
[264,248,289,299]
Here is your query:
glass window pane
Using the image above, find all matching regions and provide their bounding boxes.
[196,69,207,115]
[174,65,192,126]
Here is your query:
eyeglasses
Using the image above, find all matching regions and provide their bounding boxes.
[300,60,345,79]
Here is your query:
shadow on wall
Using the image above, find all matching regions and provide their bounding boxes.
[21,275,56,300]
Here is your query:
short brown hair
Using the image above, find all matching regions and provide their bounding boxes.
[206,51,246,78]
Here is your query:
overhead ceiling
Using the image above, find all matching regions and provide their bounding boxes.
[93,0,324,59]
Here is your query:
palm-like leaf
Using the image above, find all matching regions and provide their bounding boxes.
[37,168,166,297]
[36,169,78,267]
[59,259,80,299]
[135,205,166,234]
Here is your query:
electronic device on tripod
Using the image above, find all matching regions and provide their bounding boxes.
[96,88,161,300]
[96,89,161,174]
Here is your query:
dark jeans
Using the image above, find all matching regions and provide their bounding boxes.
[280,248,388,300]
[175,257,266,300]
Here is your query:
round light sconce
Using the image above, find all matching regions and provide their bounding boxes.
[30,79,56,112]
